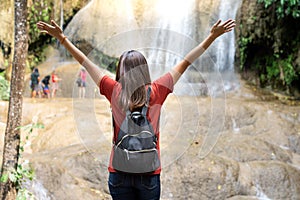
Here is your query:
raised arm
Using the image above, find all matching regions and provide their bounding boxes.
[37,20,104,86]
[170,19,236,84]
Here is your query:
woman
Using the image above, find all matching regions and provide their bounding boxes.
[37,19,235,200]
[51,70,61,98]
[77,68,87,98]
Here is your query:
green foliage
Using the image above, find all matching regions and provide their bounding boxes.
[238,36,252,69]
[28,1,52,44]
[27,0,52,68]
[0,71,10,101]
[258,0,300,19]
[259,54,297,88]
[0,122,44,199]
[0,173,8,183]
[279,55,297,85]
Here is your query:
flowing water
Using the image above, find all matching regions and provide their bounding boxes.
[65,0,242,96]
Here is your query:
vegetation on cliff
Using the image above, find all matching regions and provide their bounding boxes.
[237,0,300,97]
[27,0,91,68]
[27,0,53,68]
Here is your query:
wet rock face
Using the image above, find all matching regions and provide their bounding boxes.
[63,0,221,57]
[289,134,300,154]
[159,97,300,200]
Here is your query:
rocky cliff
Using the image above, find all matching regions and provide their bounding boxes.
[63,0,221,57]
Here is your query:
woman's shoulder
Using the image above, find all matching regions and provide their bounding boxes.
[152,72,173,91]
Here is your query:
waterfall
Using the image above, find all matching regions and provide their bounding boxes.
[65,0,242,96]
[213,0,242,91]
[144,0,196,84]
[135,0,242,96]
[60,0,63,29]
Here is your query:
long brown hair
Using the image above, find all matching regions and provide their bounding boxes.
[115,50,151,111]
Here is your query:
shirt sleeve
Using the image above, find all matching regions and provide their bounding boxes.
[152,72,174,105]
[99,75,118,102]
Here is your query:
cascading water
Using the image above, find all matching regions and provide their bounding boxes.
[60,0,63,29]
[131,0,240,95]
[145,0,195,73]
[142,0,199,94]
[213,0,242,91]
[65,0,242,96]
[141,0,242,95]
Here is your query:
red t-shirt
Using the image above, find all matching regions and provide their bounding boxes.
[99,73,174,174]
[80,70,87,82]
[51,74,58,83]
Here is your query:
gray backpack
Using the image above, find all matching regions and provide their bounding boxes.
[112,87,160,173]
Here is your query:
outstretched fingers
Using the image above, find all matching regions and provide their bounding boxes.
[37,21,53,31]
[37,20,63,37]
[213,19,222,28]
[221,19,235,32]
[51,20,61,31]
[221,19,235,26]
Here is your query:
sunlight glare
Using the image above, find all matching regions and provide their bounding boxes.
[155,0,192,19]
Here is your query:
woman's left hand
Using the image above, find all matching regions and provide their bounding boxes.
[210,19,236,38]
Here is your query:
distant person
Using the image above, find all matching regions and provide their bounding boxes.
[37,18,235,200]
[38,79,44,98]
[51,70,61,98]
[77,68,87,98]
[30,67,40,98]
[42,75,51,98]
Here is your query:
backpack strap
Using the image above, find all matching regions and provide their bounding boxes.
[142,86,151,116]
[113,86,151,144]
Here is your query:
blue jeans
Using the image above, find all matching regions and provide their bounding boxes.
[108,172,160,200]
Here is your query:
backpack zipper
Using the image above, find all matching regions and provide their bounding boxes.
[125,148,157,153]
[116,130,154,147]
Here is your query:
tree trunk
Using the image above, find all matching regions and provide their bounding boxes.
[0,0,28,199]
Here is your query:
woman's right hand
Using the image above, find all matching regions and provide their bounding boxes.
[37,20,65,43]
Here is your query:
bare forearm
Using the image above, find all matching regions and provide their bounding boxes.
[171,34,216,83]
[185,34,216,65]
[37,20,104,85]
[170,19,235,84]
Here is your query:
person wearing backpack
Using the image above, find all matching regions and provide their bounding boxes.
[37,18,235,200]
[42,75,51,98]
[77,68,87,98]
[30,67,40,98]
